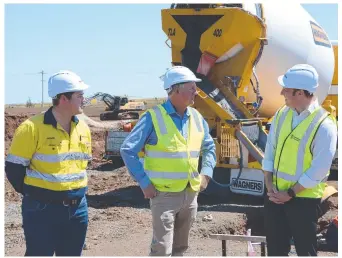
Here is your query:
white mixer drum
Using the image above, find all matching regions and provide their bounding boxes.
[245,3,335,117]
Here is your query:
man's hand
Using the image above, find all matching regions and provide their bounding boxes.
[264,171,275,193]
[268,191,292,204]
[141,183,157,199]
[266,183,278,194]
[265,182,276,193]
[200,175,210,192]
[264,170,287,204]
[265,182,285,204]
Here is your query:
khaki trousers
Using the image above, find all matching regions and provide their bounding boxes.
[149,187,198,256]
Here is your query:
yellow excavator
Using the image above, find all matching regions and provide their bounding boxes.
[84,92,143,120]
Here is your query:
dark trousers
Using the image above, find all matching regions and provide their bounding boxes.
[264,196,321,256]
[22,195,88,256]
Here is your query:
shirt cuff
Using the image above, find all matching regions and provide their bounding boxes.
[138,174,152,189]
[200,167,213,178]
[297,173,321,189]
[262,160,274,172]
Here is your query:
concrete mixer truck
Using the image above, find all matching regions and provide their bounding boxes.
[104,3,338,198]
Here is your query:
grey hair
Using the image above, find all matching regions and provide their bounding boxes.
[167,83,185,95]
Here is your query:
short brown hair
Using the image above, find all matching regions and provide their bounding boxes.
[292,89,313,98]
[52,92,74,106]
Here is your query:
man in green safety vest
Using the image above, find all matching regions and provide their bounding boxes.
[262,64,337,256]
[120,66,216,256]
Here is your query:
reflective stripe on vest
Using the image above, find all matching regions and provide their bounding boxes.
[145,170,200,179]
[26,169,87,183]
[6,154,30,166]
[189,108,203,133]
[144,105,204,192]
[276,171,328,183]
[32,152,92,163]
[275,106,289,146]
[152,106,168,135]
[145,150,200,159]
[275,107,328,182]
[151,105,203,135]
[6,152,92,165]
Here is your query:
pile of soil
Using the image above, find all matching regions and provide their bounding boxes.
[4,113,30,154]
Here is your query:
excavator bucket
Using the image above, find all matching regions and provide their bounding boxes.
[321,185,338,203]
[318,185,338,218]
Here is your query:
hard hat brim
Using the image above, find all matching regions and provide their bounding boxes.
[277,74,317,93]
[176,78,202,84]
[278,75,286,87]
[77,82,90,91]
[165,78,202,90]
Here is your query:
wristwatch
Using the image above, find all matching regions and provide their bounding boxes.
[287,188,296,198]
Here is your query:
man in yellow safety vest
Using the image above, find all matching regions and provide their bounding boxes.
[5,70,92,256]
[120,66,216,256]
[262,64,337,256]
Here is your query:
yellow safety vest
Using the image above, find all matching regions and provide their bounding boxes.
[273,106,333,198]
[6,108,91,192]
[144,105,205,192]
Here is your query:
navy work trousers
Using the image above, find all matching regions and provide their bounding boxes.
[22,195,88,256]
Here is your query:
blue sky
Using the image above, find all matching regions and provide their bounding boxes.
[4,4,338,104]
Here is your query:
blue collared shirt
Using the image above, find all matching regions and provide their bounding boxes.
[120,99,217,189]
[262,99,337,188]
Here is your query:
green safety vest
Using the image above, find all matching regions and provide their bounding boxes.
[273,105,334,198]
[144,104,205,192]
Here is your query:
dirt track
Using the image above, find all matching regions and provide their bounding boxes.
[4,107,338,256]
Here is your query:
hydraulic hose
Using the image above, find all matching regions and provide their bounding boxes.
[206,137,244,188]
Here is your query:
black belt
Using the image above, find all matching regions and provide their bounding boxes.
[25,194,81,207]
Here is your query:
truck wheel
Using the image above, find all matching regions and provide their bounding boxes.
[328,169,338,180]
[111,157,125,169]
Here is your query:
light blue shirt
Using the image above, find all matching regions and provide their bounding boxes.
[120,99,217,189]
[262,99,337,188]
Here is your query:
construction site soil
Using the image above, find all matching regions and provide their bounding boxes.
[4,108,338,256]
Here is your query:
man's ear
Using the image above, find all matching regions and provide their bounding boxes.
[59,94,68,103]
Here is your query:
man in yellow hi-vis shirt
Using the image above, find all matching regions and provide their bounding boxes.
[120,66,216,256]
[5,70,92,256]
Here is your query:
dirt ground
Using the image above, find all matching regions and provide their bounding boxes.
[4,107,338,256]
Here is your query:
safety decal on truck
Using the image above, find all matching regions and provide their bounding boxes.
[310,21,331,48]
[231,178,263,193]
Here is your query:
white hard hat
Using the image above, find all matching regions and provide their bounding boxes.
[278,64,319,93]
[48,70,90,98]
[161,66,202,90]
